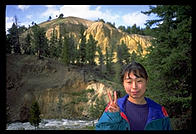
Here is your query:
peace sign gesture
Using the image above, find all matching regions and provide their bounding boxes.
[107,91,120,112]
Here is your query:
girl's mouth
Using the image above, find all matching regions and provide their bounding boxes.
[131,91,139,95]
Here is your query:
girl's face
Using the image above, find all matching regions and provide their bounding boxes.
[123,71,147,101]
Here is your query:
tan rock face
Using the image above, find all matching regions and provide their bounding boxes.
[39,16,152,59]
[86,82,112,101]
[21,16,152,63]
[6,54,116,122]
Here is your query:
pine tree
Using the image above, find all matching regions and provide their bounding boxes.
[29,101,41,130]
[105,46,112,74]
[48,28,58,58]
[113,62,122,84]
[48,16,52,21]
[61,35,69,65]
[55,34,63,60]
[97,46,104,73]
[6,34,12,54]
[31,24,48,59]
[68,34,77,64]
[78,25,87,64]
[116,44,123,65]
[143,5,192,95]
[86,34,98,65]
[118,25,126,32]
[61,33,76,65]
[126,26,131,34]
[142,6,192,129]
[13,15,21,54]
[137,42,143,56]
[117,41,130,65]
[22,32,31,54]
[58,13,64,19]
[7,21,21,54]
[115,41,130,83]
[121,42,130,64]
[130,50,137,62]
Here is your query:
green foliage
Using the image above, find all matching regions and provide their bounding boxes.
[105,46,114,74]
[56,35,63,58]
[63,89,96,119]
[71,89,94,104]
[86,34,98,65]
[143,25,154,36]
[31,24,48,59]
[29,101,41,130]
[118,24,145,35]
[141,5,192,130]
[61,36,69,65]
[61,32,77,65]
[131,24,141,34]
[70,89,95,104]
[114,40,130,83]
[113,62,122,84]
[118,25,126,32]
[58,13,64,19]
[116,41,130,64]
[106,22,116,29]
[96,18,105,23]
[57,93,63,117]
[78,25,87,64]
[48,28,59,58]
[68,34,78,64]
[97,45,104,73]
[71,88,95,96]
[6,22,32,55]
[22,32,32,54]
[89,95,107,119]
[6,34,12,54]
[144,5,192,94]
[137,43,143,56]
[7,22,21,54]
[130,51,137,62]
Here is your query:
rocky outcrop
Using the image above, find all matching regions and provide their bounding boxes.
[22,16,152,61]
[85,21,151,55]
[6,54,116,122]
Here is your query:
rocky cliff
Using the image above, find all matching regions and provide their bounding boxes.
[22,16,152,62]
[6,54,118,122]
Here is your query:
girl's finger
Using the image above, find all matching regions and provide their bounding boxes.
[107,91,113,103]
[114,91,117,103]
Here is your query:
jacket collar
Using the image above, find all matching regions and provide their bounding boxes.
[117,94,129,113]
[117,94,164,123]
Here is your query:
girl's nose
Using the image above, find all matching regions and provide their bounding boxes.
[132,81,136,89]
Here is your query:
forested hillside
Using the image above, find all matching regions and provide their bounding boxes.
[6,5,192,130]
[138,5,192,130]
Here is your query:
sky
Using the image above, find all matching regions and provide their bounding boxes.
[6,5,158,33]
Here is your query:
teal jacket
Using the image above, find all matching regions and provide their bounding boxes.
[96,94,172,130]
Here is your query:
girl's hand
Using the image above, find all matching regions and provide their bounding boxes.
[107,91,120,112]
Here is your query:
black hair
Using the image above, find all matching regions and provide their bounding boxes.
[120,61,148,84]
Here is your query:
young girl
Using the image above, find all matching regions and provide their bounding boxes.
[96,61,172,130]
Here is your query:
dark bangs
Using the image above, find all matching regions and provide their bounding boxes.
[121,61,148,83]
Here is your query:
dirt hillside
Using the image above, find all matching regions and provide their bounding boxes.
[6,54,117,122]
